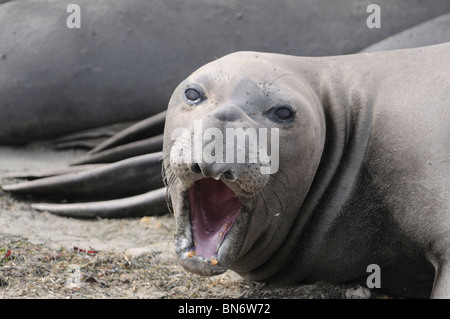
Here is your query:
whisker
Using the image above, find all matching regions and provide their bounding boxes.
[214,57,226,82]
[162,162,178,190]
[164,165,173,174]
[261,187,278,215]
[166,189,174,215]
[270,174,286,189]
[268,73,294,88]
[272,189,283,216]
[258,189,269,224]
[278,169,289,184]
[168,173,177,188]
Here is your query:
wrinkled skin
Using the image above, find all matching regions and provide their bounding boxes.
[1,0,450,299]
[2,1,450,220]
[162,44,450,298]
[163,55,325,275]
[1,0,450,144]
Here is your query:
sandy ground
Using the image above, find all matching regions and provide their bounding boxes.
[0,142,385,299]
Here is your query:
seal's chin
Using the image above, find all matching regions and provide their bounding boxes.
[174,178,250,276]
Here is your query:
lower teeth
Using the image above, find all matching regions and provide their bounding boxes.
[210,257,218,266]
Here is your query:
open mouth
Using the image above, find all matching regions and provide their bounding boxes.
[189,178,241,259]
[174,178,249,275]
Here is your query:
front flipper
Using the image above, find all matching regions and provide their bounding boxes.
[89,111,166,154]
[2,152,164,200]
[2,164,101,180]
[31,187,168,219]
[2,111,168,219]
[73,111,166,164]
[52,121,138,150]
[70,134,163,165]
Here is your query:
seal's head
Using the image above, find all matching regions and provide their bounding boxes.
[162,52,325,278]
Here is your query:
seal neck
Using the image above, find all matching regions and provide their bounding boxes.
[258,56,375,283]
[308,63,375,232]
[293,58,375,278]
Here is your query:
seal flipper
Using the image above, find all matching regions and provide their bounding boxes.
[53,132,116,150]
[2,111,168,218]
[2,152,164,200]
[31,188,168,219]
[69,111,166,164]
[52,121,138,150]
[2,165,102,180]
[54,138,112,150]
[70,134,163,165]
[87,111,166,155]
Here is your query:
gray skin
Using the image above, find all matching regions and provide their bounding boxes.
[1,0,450,144]
[162,43,450,298]
[2,0,450,219]
[1,1,449,297]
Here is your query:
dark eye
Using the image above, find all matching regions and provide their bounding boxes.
[185,88,202,104]
[275,108,292,120]
[266,106,295,124]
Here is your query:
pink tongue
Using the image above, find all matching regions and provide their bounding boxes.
[189,179,241,258]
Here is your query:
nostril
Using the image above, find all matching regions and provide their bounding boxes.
[189,163,202,174]
[223,170,236,182]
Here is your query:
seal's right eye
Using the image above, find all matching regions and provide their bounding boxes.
[185,88,202,104]
[265,105,296,125]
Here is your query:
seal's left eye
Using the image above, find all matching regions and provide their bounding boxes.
[185,88,202,103]
[275,107,293,120]
[266,105,295,124]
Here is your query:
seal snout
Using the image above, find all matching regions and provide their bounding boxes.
[209,104,249,123]
[188,162,237,182]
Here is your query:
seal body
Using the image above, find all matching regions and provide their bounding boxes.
[1,0,450,144]
[162,43,450,298]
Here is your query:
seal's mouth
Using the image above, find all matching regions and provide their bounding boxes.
[189,178,241,258]
[174,178,250,275]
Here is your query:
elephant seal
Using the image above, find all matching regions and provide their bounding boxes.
[2,0,450,144]
[162,43,450,298]
[3,2,450,220]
